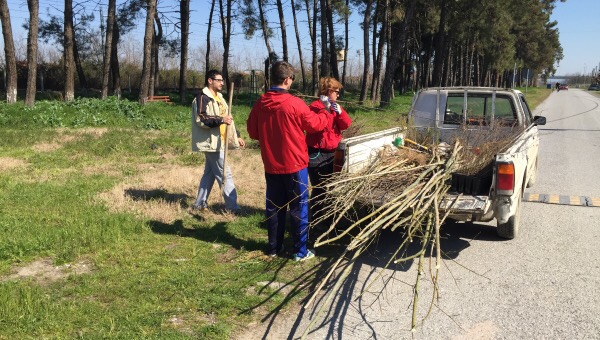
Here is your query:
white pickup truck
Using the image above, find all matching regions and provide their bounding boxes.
[333,87,546,239]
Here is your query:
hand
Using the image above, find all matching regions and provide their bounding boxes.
[319,95,331,110]
[331,102,342,115]
[222,115,233,125]
[237,138,246,149]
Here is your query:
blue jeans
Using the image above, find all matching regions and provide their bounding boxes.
[265,169,310,257]
[194,151,239,210]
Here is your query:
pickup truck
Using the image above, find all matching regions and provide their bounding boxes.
[333,87,546,239]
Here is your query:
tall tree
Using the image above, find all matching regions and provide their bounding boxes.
[64,0,75,101]
[319,0,329,77]
[38,8,96,90]
[304,0,319,94]
[275,0,289,62]
[101,0,116,99]
[110,22,121,98]
[358,0,373,103]
[25,0,39,106]
[370,0,387,101]
[431,0,447,87]
[257,0,274,88]
[149,11,162,96]
[206,0,215,76]
[179,0,190,103]
[139,0,157,104]
[219,0,232,94]
[0,0,17,103]
[341,0,349,91]
[326,0,339,79]
[380,0,417,107]
[290,0,307,90]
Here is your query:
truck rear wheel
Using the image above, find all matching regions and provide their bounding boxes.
[496,195,521,239]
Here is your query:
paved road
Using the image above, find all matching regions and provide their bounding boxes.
[239,89,600,340]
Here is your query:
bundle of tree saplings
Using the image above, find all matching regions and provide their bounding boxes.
[301,141,463,336]
[445,124,523,176]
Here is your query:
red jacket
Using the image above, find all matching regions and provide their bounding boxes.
[305,100,352,150]
[247,90,328,174]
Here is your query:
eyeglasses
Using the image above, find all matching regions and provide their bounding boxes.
[212,78,224,83]
[330,89,340,94]
[288,75,296,81]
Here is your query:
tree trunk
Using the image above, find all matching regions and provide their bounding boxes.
[205,0,215,76]
[341,0,349,92]
[73,39,88,90]
[359,0,373,103]
[276,0,289,62]
[139,0,157,104]
[25,0,39,106]
[150,12,162,96]
[291,0,307,91]
[179,0,189,104]
[326,0,339,79]
[110,25,121,98]
[380,0,417,107]
[371,0,387,102]
[432,0,447,87]
[369,0,379,99]
[64,0,75,101]
[0,0,17,103]
[319,0,329,77]
[257,0,273,88]
[219,0,232,95]
[305,0,319,95]
[101,0,116,99]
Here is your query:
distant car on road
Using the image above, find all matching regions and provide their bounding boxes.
[588,84,600,91]
[559,84,569,90]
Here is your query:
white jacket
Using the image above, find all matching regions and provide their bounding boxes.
[191,87,239,152]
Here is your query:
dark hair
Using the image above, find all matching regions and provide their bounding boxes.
[205,70,222,86]
[270,61,295,86]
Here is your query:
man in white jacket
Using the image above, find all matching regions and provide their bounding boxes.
[191,70,245,213]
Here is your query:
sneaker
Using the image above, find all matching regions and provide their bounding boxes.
[191,202,208,211]
[293,249,315,262]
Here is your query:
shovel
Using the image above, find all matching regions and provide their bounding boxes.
[221,83,234,200]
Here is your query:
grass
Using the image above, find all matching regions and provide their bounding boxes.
[0,86,549,338]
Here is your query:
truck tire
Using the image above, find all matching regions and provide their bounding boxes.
[526,158,538,188]
[496,194,521,239]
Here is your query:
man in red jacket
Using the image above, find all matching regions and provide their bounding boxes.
[247,61,328,261]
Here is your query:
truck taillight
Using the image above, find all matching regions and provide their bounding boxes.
[333,149,345,173]
[496,162,514,194]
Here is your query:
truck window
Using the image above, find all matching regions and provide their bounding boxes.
[519,95,533,125]
[444,96,465,124]
[444,94,516,126]
[487,96,517,125]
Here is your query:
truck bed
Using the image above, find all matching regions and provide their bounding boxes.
[336,127,404,174]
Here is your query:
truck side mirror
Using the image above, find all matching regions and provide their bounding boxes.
[533,116,546,126]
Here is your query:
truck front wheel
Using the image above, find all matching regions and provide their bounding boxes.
[496,195,521,239]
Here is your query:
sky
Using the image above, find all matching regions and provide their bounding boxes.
[3,0,600,77]
[550,0,600,76]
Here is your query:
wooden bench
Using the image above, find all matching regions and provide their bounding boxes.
[146,95,173,104]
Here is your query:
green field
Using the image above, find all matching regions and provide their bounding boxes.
[0,87,549,338]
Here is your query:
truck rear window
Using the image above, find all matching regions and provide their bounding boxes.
[444,94,516,126]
